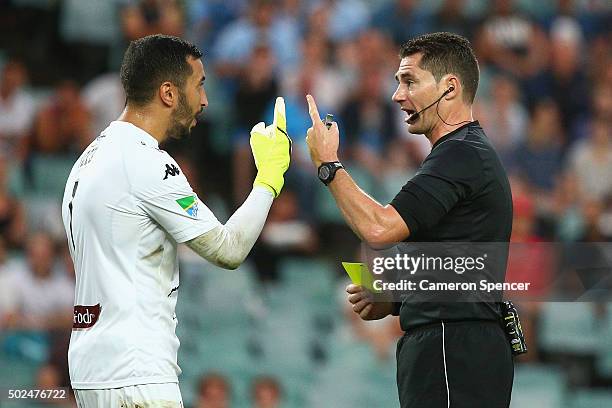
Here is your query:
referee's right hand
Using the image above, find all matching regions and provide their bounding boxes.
[346,284,394,320]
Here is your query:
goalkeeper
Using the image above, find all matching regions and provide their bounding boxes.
[61,35,290,407]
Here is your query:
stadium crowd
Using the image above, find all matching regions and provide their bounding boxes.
[0,0,610,407]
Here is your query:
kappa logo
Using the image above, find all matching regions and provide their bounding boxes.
[163,163,180,180]
[176,196,199,217]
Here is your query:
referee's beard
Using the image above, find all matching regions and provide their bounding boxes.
[166,89,197,140]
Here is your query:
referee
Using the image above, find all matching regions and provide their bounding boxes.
[305,32,514,407]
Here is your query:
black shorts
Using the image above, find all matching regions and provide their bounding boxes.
[396,320,514,408]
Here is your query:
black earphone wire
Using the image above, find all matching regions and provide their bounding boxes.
[435,89,472,127]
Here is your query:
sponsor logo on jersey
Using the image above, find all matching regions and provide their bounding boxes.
[163,163,181,180]
[176,196,198,217]
[73,304,101,329]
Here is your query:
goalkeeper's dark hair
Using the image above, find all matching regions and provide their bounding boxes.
[120,34,202,107]
[400,32,479,103]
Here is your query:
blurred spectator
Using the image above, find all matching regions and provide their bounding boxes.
[0,236,11,319]
[600,195,612,240]
[59,0,120,84]
[0,155,26,249]
[339,65,399,177]
[267,0,309,46]
[372,0,430,46]
[305,1,329,38]
[212,0,300,80]
[378,140,417,204]
[571,83,612,146]
[588,35,612,82]
[590,84,612,123]
[525,15,590,139]
[544,0,603,40]
[283,33,349,114]
[252,190,318,284]
[476,0,548,80]
[37,363,63,391]
[547,0,586,40]
[568,117,612,202]
[353,29,397,90]
[194,372,231,408]
[552,173,587,241]
[335,29,398,170]
[258,42,338,217]
[511,100,563,193]
[510,190,550,244]
[431,0,474,40]
[232,43,279,203]
[36,363,76,407]
[1,232,74,332]
[0,59,36,160]
[29,80,91,155]
[185,0,244,54]
[475,74,529,165]
[121,0,184,41]
[82,72,125,141]
[311,0,371,43]
[580,199,605,242]
[250,376,282,408]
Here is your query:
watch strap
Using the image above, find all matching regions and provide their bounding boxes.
[318,161,344,185]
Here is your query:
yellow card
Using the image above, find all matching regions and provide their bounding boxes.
[341,262,380,293]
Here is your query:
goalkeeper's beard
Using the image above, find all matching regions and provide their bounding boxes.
[166,90,196,140]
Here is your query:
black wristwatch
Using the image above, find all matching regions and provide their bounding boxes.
[317,161,344,185]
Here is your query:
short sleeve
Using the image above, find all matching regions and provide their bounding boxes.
[390,141,483,235]
[127,147,221,243]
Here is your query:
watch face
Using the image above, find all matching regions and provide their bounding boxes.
[319,166,331,180]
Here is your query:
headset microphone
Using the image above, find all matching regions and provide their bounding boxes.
[407,86,454,123]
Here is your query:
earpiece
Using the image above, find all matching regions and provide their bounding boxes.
[447,85,455,93]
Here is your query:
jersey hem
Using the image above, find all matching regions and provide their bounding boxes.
[71,375,178,390]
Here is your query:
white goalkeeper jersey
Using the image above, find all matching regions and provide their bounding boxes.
[62,121,220,389]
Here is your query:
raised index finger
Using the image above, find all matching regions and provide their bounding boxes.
[306,94,323,126]
[273,96,286,135]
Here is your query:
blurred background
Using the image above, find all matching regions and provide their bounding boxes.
[0,0,610,407]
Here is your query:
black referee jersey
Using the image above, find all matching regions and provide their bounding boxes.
[389,121,514,408]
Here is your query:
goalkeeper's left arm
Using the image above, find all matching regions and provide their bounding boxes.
[186,97,291,269]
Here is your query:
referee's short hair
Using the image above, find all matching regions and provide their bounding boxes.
[400,32,479,104]
[120,34,203,107]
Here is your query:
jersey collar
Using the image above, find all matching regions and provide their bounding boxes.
[110,121,160,148]
[431,120,480,151]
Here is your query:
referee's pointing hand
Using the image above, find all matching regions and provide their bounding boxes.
[305,94,339,168]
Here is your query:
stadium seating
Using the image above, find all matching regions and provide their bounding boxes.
[539,303,601,355]
[569,389,612,408]
[510,364,567,408]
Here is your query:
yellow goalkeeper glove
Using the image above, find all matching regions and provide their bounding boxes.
[250,97,292,197]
